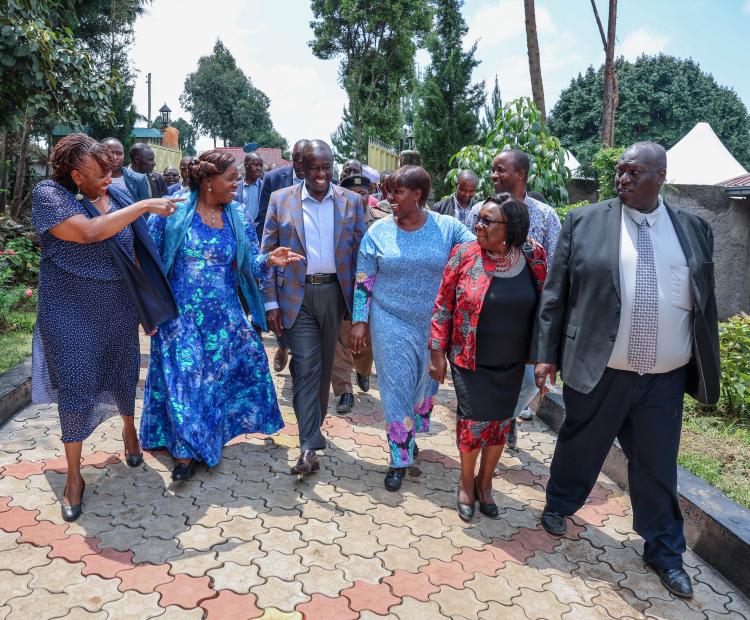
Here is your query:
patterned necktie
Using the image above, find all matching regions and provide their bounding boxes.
[628,218,658,374]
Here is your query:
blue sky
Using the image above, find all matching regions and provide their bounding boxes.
[131,0,750,154]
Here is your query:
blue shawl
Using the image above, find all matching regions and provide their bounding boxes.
[160,190,269,331]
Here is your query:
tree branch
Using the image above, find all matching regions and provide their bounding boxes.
[590,0,608,50]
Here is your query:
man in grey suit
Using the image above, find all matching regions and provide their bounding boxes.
[533,142,720,599]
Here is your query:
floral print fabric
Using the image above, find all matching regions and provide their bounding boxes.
[456,418,512,452]
[353,212,474,467]
[140,211,283,467]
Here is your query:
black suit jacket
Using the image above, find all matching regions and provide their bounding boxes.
[532,198,720,404]
[256,166,295,240]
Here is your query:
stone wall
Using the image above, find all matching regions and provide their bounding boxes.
[665,185,750,320]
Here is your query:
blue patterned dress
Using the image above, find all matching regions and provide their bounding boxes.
[140,210,283,466]
[352,212,474,467]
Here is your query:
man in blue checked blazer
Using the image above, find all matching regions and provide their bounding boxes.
[261,140,366,477]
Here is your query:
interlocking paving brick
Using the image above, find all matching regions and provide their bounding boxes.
[295,593,358,620]
[0,570,32,606]
[211,538,265,566]
[254,549,308,580]
[129,537,184,565]
[339,554,389,584]
[154,573,213,609]
[29,558,86,592]
[298,566,351,598]
[101,590,164,619]
[465,572,521,605]
[207,561,264,593]
[200,590,262,619]
[256,528,305,555]
[376,544,429,573]
[156,605,205,619]
[341,580,400,615]
[252,576,309,612]
[116,562,174,594]
[3,541,54,573]
[169,550,222,576]
[300,541,347,570]
[429,584,489,618]
[63,575,123,611]
[421,558,473,588]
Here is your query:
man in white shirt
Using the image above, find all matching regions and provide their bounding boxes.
[533,142,720,599]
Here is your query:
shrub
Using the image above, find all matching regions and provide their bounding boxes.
[0,235,40,285]
[719,313,750,419]
[446,97,572,207]
[591,146,624,201]
[555,200,589,223]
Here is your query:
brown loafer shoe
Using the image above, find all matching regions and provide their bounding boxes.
[273,347,289,373]
[291,450,320,477]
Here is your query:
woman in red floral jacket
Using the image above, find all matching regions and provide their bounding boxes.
[429,192,547,522]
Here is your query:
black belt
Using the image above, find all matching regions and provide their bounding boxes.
[305,273,338,284]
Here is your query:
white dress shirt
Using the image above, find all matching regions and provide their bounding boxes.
[608,197,694,373]
[301,182,337,275]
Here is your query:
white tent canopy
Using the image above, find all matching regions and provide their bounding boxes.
[564,149,581,175]
[666,122,747,185]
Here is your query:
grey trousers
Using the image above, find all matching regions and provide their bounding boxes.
[284,282,346,451]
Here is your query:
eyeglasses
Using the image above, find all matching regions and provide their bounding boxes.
[475,216,508,228]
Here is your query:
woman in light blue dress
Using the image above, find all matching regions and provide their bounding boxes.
[350,165,474,492]
[140,150,301,481]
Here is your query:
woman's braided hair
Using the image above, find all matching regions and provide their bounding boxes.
[186,150,237,191]
[49,133,117,193]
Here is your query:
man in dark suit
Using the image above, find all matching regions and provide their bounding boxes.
[261,140,366,477]
[533,142,720,599]
[101,138,150,202]
[431,169,478,226]
[256,139,309,372]
[131,143,169,198]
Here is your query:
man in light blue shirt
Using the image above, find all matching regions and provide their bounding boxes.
[234,152,264,223]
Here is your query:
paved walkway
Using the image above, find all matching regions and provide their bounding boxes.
[0,336,748,619]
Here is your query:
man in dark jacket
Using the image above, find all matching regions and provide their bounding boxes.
[431,170,478,226]
[533,142,720,599]
[101,138,150,202]
[131,142,169,198]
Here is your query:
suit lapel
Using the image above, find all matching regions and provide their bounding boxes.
[332,186,346,248]
[606,199,623,302]
[289,183,306,249]
[666,203,702,308]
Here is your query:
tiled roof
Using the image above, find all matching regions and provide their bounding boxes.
[721,173,750,187]
[214,147,290,171]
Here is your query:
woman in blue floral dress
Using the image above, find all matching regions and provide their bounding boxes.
[141,151,302,480]
[350,166,474,492]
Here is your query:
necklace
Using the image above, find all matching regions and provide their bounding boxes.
[486,246,523,277]
[198,203,222,227]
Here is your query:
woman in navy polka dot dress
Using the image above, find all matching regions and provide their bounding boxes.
[31,134,182,522]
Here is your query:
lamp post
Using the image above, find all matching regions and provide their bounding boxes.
[159,103,172,129]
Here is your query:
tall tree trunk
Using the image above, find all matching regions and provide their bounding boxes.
[11,115,32,220]
[592,0,618,146]
[0,128,8,216]
[524,0,546,121]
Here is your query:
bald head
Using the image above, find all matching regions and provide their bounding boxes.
[457,169,479,185]
[101,137,125,170]
[244,152,264,183]
[302,140,333,164]
[620,142,667,170]
[292,139,310,179]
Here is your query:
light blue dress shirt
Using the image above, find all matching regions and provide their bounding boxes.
[301,182,336,274]
[241,178,263,223]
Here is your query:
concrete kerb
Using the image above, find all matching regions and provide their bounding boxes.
[538,390,750,596]
[0,356,32,428]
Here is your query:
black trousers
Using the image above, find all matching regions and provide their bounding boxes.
[546,366,687,570]
[284,282,345,451]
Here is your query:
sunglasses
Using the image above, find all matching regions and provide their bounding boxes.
[475,216,508,228]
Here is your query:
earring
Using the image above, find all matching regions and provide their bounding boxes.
[75,185,83,201]
[208,186,212,193]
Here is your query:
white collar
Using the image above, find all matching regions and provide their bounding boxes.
[301,181,334,204]
[623,195,664,226]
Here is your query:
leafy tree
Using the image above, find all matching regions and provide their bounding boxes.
[479,75,503,140]
[180,40,286,149]
[591,146,624,200]
[549,54,750,171]
[414,0,484,198]
[309,0,432,160]
[447,97,571,206]
[171,118,198,156]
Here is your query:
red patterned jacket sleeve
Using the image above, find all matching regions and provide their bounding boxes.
[523,238,548,292]
[430,243,466,352]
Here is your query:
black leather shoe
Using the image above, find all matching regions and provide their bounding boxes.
[506,420,518,450]
[336,393,354,413]
[356,373,370,392]
[122,430,143,468]
[61,480,85,522]
[291,450,320,477]
[456,488,475,523]
[653,566,693,599]
[384,467,406,492]
[541,507,568,536]
[413,442,419,459]
[171,460,196,481]
[475,478,499,519]
[273,347,289,372]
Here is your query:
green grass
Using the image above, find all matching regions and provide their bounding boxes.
[679,400,750,509]
[0,310,35,372]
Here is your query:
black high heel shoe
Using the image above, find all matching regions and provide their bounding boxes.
[171,460,196,481]
[122,430,143,468]
[456,485,476,523]
[61,479,85,522]
[475,477,499,519]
